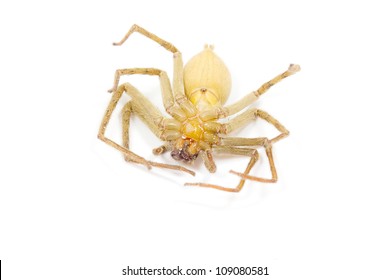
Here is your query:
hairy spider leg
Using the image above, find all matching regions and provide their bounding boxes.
[226,109,289,182]
[190,64,300,123]
[113,24,178,53]
[184,107,289,191]
[108,68,174,110]
[185,147,260,192]
[111,24,195,118]
[98,82,195,176]
[183,65,298,191]
[224,64,300,116]
[230,145,277,183]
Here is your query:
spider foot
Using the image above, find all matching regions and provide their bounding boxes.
[288,64,301,74]
[229,170,277,183]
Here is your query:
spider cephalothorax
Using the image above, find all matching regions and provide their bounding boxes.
[163,45,230,163]
[98,24,300,192]
[169,111,222,163]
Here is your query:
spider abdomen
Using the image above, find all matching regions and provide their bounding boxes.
[183,45,232,109]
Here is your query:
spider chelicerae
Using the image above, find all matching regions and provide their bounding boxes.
[98,24,300,192]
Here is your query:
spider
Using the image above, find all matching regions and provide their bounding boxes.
[98,24,300,192]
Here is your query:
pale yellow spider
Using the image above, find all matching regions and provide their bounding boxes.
[98,24,300,192]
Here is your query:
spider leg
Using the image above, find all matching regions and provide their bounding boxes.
[194,64,300,122]
[113,24,178,53]
[111,24,195,119]
[105,66,190,141]
[184,147,259,192]
[121,98,193,175]
[99,83,149,168]
[98,83,195,176]
[230,145,277,183]
[221,108,289,145]
[200,150,217,173]
[224,64,300,116]
[221,108,289,182]
[108,68,175,113]
[184,108,289,191]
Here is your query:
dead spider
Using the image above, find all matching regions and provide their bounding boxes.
[98,24,300,192]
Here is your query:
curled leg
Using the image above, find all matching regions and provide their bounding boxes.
[98,83,194,176]
[220,137,279,183]
[230,144,277,183]
[222,108,289,144]
[111,25,192,118]
[107,68,175,116]
[185,147,259,192]
[98,84,150,168]
[220,108,288,183]
[122,100,194,176]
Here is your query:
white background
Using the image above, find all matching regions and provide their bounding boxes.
[1,1,389,279]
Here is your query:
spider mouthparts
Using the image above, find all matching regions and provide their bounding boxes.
[171,149,198,163]
[171,138,201,163]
